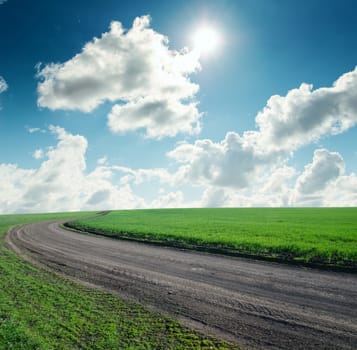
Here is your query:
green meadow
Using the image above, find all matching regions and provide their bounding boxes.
[69,208,357,269]
[0,212,236,350]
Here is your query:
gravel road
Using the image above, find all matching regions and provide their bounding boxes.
[6,220,357,349]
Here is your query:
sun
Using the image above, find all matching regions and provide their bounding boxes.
[192,26,221,55]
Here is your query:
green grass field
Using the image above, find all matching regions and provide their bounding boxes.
[69,208,357,269]
[0,212,236,350]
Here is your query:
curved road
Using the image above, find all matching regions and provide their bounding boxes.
[6,220,357,350]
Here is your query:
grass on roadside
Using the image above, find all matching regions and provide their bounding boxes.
[0,212,237,350]
[68,208,357,269]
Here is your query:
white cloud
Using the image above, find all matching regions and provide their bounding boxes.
[197,165,296,208]
[290,169,357,207]
[324,175,357,206]
[168,132,282,189]
[199,187,283,208]
[32,149,44,160]
[102,65,357,208]
[201,187,229,207]
[27,127,46,134]
[2,125,356,212]
[0,125,207,213]
[0,1,7,6]
[10,53,357,210]
[261,166,296,195]
[113,166,175,186]
[168,67,357,193]
[0,76,8,94]
[196,152,357,208]
[291,149,353,206]
[0,164,35,213]
[0,126,146,214]
[86,189,111,206]
[151,191,185,208]
[255,66,357,152]
[295,149,345,195]
[37,16,201,139]
[166,139,357,207]
[108,96,201,139]
[97,156,108,165]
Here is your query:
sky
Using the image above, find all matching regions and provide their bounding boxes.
[1,0,357,213]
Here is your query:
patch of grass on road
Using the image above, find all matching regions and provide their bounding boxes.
[0,212,236,350]
[69,208,357,269]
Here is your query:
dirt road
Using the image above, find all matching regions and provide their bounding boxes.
[6,220,357,349]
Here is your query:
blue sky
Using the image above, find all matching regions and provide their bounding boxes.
[1,0,357,213]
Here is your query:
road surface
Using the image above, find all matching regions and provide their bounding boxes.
[6,220,357,349]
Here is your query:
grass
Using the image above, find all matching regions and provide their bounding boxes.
[68,208,357,269]
[0,212,237,350]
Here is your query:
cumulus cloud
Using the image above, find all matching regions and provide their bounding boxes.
[295,149,345,195]
[113,166,175,186]
[0,164,35,213]
[168,67,357,193]
[296,175,357,207]
[324,175,357,206]
[261,166,296,195]
[97,156,108,165]
[168,132,283,189]
[201,187,229,207]
[0,126,146,213]
[37,16,201,138]
[0,76,8,94]
[32,149,44,159]
[151,191,185,208]
[0,126,201,213]
[197,164,296,208]
[108,96,201,139]
[86,189,111,206]
[199,187,283,208]
[255,66,357,152]
[2,125,356,212]
[27,127,46,134]
[196,152,356,208]
[24,50,357,209]
[290,149,355,206]
[106,66,357,207]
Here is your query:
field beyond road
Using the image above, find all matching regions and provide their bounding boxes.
[68,208,357,269]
